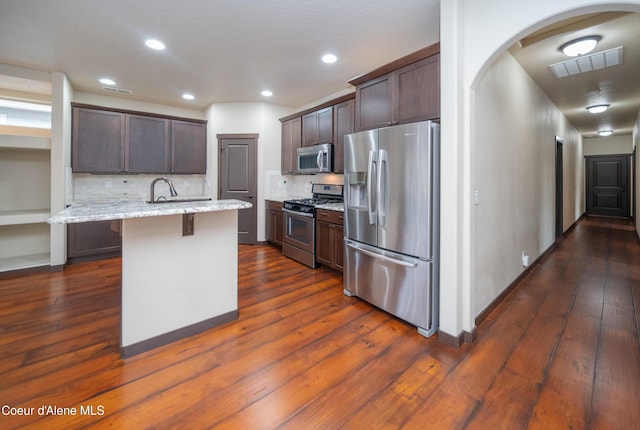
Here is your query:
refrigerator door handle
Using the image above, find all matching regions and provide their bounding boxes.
[367,150,377,225]
[345,241,418,268]
[377,149,389,227]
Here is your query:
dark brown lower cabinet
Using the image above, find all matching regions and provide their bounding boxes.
[68,220,122,261]
[315,209,344,272]
[265,200,284,247]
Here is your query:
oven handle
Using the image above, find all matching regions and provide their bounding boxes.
[283,208,314,218]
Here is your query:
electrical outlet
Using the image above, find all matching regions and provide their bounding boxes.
[105,181,112,189]
[474,190,480,205]
[522,251,529,267]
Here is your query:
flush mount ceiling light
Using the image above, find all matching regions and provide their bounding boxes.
[598,129,613,136]
[586,104,610,114]
[145,39,165,50]
[99,78,115,86]
[182,93,195,100]
[261,90,273,97]
[559,35,601,56]
[322,54,337,64]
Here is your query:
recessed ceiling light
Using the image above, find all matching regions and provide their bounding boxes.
[586,104,609,114]
[99,78,116,86]
[182,93,195,100]
[261,90,273,97]
[598,129,613,136]
[145,39,165,50]
[559,36,601,57]
[322,54,337,64]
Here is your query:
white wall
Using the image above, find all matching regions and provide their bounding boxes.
[205,102,293,241]
[473,50,583,315]
[440,0,640,340]
[583,134,633,155]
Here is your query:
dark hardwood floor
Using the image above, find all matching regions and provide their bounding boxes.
[0,216,639,429]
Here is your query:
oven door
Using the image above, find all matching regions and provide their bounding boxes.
[283,209,315,253]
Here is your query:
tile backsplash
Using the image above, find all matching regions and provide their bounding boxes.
[73,173,207,202]
[264,170,344,199]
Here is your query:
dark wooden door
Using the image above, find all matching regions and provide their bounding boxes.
[555,137,563,241]
[218,134,258,244]
[586,155,630,217]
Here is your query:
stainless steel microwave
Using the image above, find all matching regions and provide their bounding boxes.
[296,143,333,174]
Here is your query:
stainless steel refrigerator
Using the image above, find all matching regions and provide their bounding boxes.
[343,120,440,337]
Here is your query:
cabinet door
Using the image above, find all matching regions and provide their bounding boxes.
[72,108,125,173]
[171,120,207,174]
[355,74,393,131]
[316,107,333,144]
[315,219,333,266]
[68,220,122,259]
[126,114,170,173]
[281,117,301,174]
[333,224,344,271]
[393,54,440,124]
[332,99,354,174]
[302,107,334,146]
[302,111,318,147]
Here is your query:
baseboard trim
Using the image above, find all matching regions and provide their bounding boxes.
[438,327,476,348]
[120,310,239,359]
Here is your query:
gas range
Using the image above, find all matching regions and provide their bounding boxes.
[282,183,343,268]
[283,184,343,215]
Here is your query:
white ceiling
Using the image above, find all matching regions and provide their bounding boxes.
[0,3,638,139]
[509,12,640,138]
[0,0,440,109]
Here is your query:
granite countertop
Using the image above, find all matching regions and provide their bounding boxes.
[48,199,252,224]
[315,202,344,212]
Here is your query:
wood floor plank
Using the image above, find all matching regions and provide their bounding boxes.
[0,219,638,429]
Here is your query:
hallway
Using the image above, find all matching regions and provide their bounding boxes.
[0,217,638,428]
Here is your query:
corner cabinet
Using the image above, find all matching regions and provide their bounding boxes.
[279,94,354,175]
[72,104,207,174]
[351,44,440,131]
[0,126,53,272]
[315,209,344,272]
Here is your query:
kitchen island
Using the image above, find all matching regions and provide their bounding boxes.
[49,198,252,357]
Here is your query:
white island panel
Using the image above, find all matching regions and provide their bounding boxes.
[121,210,238,351]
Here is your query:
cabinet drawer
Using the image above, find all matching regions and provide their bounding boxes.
[316,209,344,225]
[266,200,283,211]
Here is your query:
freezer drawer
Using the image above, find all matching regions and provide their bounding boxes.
[344,240,437,336]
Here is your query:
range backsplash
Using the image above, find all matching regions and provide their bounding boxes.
[264,170,344,199]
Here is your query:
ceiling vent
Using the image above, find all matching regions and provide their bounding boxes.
[549,46,623,78]
[102,86,132,94]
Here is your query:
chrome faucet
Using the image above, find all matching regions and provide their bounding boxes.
[150,177,178,202]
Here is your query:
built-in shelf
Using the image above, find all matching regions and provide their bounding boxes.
[0,209,50,226]
[0,133,51,151]
[0,252,50,272]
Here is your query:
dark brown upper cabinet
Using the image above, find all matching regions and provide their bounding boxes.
[72,104,207,174]
[302,106,333,147]
[281,116,301,175]
[171,120,207,174]
[350,44,440,131]
[72,107,125,173]
[332,98,355,174]
[126,114,170,173]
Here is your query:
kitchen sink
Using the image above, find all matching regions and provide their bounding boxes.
[146,198,212,204]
